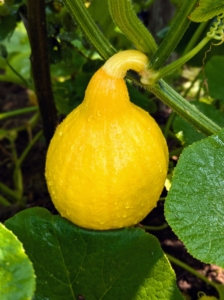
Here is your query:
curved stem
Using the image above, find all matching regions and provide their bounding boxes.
[108,0,157,56]
[5,58,29,87]
[102,50,148,78]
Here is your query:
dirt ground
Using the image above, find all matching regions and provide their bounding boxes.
[0,81,223,300]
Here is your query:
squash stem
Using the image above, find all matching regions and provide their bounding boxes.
[102,50,148,78]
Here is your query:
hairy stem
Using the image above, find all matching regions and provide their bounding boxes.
[150,80,221,136]
[108,0,157,56]
[62,0,116,60]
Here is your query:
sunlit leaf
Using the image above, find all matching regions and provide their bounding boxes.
[0,223,36,300]
[189,0,224,22]
[165,128,224,267]
[5,207,183,300]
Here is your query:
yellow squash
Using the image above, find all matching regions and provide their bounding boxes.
[45,50,168,230]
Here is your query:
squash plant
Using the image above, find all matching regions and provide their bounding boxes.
[1,0,224,299]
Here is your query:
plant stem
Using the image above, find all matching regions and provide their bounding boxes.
[16,130,43,170]
[163,111,176,139]
[154,36,211,80]
[150,80,220,136]
[150,0,199,69]
[62,0,221,136]
[62,0,116,60]
[13,130,43,205]
[0,107,38,120]
[8,139,23,201]
[11,112,40,133]
[0,183,19,203]
[182,70,201,99]
[141,223,168,231]
[27,0,58,146]
[166,253,223,298]
[0,194,11,206]
[183,21,208,55]
[108,0,157,57]
[5,58,29,87]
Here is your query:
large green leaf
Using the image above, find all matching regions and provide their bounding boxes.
[5,207,183,300]
[205,56,224,103]
[0,223,36,300]
[189,0,224,22]
[165,128,224,267]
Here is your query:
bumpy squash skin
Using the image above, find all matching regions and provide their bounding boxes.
[46,68,168,230]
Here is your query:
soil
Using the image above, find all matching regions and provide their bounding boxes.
[0,81,223,300]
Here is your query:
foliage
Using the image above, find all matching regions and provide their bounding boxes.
[0,223,35,300]
[1,0,224,299]
[5,207,182,300]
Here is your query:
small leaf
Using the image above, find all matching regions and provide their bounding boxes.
[189,0,224,22]
[5,207,183,300]
[0,15,17,40]
[0,223,36,300]
[205,56,224,102]
[165,128,224,267]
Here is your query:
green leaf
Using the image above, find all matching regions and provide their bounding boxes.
[0,15,17,40]
[5,207,183,300]
[189,0,224,22]
[165,128,224,267]
[1,21,30,54]
[205,56,224,102]
[173,100,224,145]
[0,223,36,300]
[6,51,31,79]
